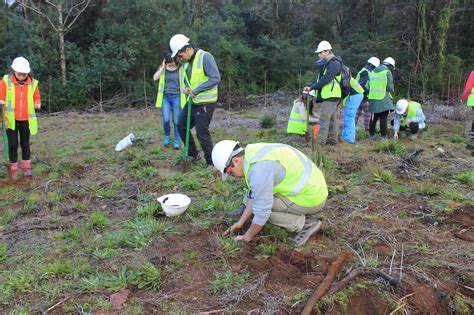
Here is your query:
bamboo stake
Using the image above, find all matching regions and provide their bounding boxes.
[228,76,231,111]
[264,71,267,108]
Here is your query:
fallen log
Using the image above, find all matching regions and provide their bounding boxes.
[302,251,352,315]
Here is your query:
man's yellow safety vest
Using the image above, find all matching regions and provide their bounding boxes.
[183,49,218,104]
[155,67,186,109]
[243,143,328,207]
[400,101,422,127]
[318,65,342,100]
[3,74,38,135]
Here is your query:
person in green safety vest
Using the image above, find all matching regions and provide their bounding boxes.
[368,57,395,139]
[392,99,426,141]
[153,53,186,150]
[212,140,328,247]
[355,57,380,132]
[0,56,41,179]
[460,70,474,150]
[303,40,342,145]
[169,34,221,167]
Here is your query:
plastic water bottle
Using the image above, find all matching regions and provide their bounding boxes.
[115,133,136,151]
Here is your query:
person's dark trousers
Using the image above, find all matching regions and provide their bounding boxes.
[355,100,370,131]
[178,102,215,165]
[390,120,419,134]
[369,110,389,137]
[6,120,30,163]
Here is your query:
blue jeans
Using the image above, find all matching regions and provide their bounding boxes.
[341,93,363,143]
[162,94,181,139]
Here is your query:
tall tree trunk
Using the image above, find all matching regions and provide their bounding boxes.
[367,0,375,33]
[58,4,66,85]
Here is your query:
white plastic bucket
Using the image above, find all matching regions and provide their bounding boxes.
[157,193,191,217]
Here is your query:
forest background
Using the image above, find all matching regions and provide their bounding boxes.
[0,0,472,112]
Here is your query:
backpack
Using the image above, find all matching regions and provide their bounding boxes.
[334,59,352,99]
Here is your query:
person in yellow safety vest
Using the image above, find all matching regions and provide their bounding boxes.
[153,53,186,150]
[0,57,41,179]
[303,40,342,145]
[392,99,426,141]
[460,70,474,150]
[355,57,380,132]
[212,140,328,247]
[169,34,221,167]
[286,91,318,135]
[368,57,395,140]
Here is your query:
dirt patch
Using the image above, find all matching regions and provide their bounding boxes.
[408,284,450,314]
[325,289,391,315]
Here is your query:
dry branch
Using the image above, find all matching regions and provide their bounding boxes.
[302,251,352,315]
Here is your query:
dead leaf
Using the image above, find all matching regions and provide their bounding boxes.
[110,289,130,310]
[172,185,179,191]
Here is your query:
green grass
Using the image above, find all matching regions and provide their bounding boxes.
[255,243,277,260]
[455,170,473,186]
[368,167,395,184]
[209,271,250,294]
[130,261,162,290]
[89,210,111,230]
[219,236,242,257]
[373,139,406,155]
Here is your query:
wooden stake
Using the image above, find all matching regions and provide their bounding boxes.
[228,76,231,111]
[48,76,52,114]
[264,71,267,108]
[99,72,103,113]
[144,68,148,108]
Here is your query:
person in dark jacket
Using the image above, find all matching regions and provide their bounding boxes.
[355,57,380,132]
[304,40,342,145]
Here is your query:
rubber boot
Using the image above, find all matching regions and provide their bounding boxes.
[22,160,32,177]
[10,162,18,180]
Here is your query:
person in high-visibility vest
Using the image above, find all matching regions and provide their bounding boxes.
[392,99,426,141]
[0,57,41,179]
[340,77,364,143]
[368,57,395,139]
[169,34,221,167]
[303,41,342,145]
[460,71,474,149]
[153,53,186,150]
[355,57,380,132]
[212,140,328,247]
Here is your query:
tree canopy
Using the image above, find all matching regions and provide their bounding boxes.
[1,0,472,111]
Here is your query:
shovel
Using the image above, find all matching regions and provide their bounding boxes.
[1,105,11,179]
[179,95,192,169]
[303,91,311,142]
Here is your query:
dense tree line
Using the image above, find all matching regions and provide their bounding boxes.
[0,0,472,111]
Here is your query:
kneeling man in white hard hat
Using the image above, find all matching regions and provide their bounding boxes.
[392,99,426,140]
[212,140,328,246]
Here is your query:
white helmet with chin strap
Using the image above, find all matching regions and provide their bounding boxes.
[170,34,190,58]
[367,56,380,67]
[11,56,31,73]
[212,140,244,180]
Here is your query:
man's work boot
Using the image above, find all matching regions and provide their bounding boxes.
[22,160,32,177]
[287,215,322,247]
[10,162,19,180]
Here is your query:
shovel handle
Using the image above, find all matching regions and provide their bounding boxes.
[1,105,9,162]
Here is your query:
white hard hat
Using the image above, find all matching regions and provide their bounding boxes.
[170,34,190,58]
[212,140,244,180]
[395,99,409,115]
[383,57,395,68]
[309,90,315,97]
[315,40,332,53]
[11,57,31,73]
[367,56,380,67]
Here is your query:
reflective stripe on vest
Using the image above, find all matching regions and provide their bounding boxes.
[400,101,422,127]
[467,87,474,106]
[3,74,39,135]
[183,49,218,104]
[243,143,327,207]
[155,67,186,109]
[368,70,388,100]
[356,67,368,82]
[350,77,364,94]
[286,99,307,135]
[318,66,342,100]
